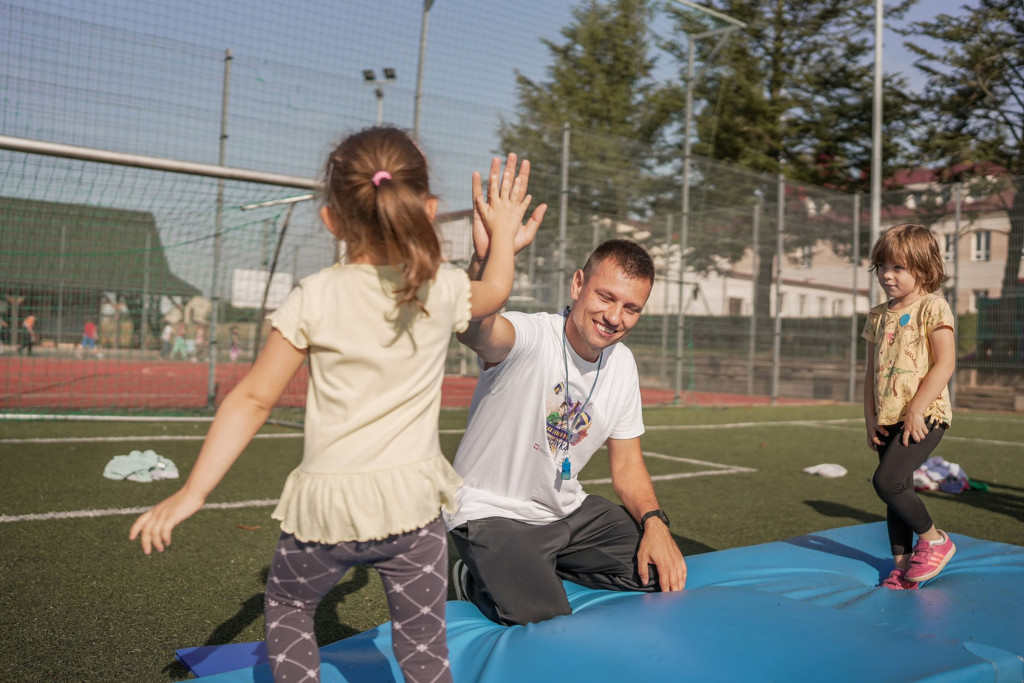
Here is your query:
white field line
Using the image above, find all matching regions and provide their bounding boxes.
[6,418,1017,524]
[0,414,216,422]
[0,451,754,524]
[941,435,1024,448]
[0,433,303,445]
[0,498,279,523]
[7,418,1020,449]
[439,419,863,436]
[581,450,755,486]
[5,421,843,444]
[644,418,862,430]
[811,422,1024,448]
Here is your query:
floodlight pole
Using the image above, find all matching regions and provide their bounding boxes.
[673,2,745,403]
[556,122,571,311]
[208,48,231,409]
[413,0,436,141]
[869,0,883,308]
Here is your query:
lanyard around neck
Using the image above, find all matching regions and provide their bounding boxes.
[560,307,602,455]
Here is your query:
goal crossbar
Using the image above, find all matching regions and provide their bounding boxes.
[0,135,317,190]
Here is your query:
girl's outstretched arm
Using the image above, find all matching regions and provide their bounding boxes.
[129,330,306,554]
[468,154,543,320]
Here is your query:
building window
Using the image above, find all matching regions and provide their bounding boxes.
[818,296,827,317]
[728,297,744,316]
[972,231,991,261]
[832,299,845,317]
[944,234,956,262]
[798,294,807,316]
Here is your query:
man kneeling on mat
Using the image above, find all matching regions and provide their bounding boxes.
[447,182,686,626]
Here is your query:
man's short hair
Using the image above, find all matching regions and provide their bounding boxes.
[582,239,655,285]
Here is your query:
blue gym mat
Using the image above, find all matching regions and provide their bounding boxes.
[177,522,1024,682]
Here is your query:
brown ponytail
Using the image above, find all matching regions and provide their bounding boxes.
[322,127,441,312]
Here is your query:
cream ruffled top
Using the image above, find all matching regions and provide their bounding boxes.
[268,263,470,543]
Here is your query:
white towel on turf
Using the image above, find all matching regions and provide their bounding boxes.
[103,450,179,483]
[802,463,848,478]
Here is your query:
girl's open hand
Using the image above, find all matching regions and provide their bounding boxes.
[471,154,546,258]
[129,487,206,555]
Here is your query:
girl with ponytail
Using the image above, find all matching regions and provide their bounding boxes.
[131,126,546,682]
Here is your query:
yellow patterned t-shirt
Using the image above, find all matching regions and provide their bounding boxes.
[862,293,954,428]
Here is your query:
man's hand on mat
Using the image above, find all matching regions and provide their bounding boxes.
[638,523,687,591]
[129,488,206,555]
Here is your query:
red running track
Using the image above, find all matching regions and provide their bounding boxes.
[0,356,818,412]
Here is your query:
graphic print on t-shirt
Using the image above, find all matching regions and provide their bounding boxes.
[544,381,593,454]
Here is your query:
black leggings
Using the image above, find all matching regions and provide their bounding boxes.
[265,516,452,683]
[872,422,944,556]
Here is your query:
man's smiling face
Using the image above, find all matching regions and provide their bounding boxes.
[565,257,651,362]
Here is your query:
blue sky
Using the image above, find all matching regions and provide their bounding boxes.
[4,0,972,207]
[0,0,974,292]
[886,0,967,90]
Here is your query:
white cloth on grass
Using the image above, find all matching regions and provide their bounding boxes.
[914,455,969,494]
[802,463,848,478]
[103,450,179,482]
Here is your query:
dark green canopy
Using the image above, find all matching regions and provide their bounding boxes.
[0,196,199,297]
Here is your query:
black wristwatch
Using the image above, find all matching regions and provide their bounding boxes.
[640,509,670,532]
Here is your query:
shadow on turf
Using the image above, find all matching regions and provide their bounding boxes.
[673,532,716,556]
[163,565,374,679]
[922,481,1024,524]
[804,500,885,525]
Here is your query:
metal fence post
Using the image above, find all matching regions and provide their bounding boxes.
[556,122,570,311]
[951,182,962,407]
[661,213,674,387]
[674,187,689,402]
[849,192,861,403]
[748,197,760,395]
[771,173,785,404]
[208,48,232,408]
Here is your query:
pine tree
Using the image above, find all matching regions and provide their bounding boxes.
[909,0,1024,302]
[498,0,674,277]
[660,0,913,345]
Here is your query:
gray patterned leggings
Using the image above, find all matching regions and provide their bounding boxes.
[264,515,452,683]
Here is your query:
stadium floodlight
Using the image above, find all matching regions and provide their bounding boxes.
[363,68,396,125]
[669,1,746,403]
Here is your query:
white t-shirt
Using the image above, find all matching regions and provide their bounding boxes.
[446,311,645,528]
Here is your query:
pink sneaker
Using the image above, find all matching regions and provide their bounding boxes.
[879,568,919,590]
[904,531,956,582]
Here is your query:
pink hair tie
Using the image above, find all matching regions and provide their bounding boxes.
[372,171,392,187]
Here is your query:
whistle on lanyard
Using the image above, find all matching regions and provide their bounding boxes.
[561,457,571,480]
